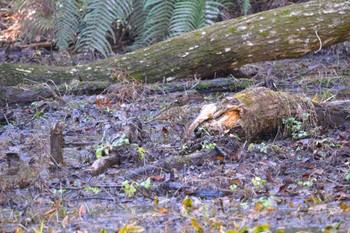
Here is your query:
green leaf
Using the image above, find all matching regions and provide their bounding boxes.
[95,146,104,159]
[140,177,151,189]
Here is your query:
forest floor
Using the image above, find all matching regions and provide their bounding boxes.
[0,45,350,233]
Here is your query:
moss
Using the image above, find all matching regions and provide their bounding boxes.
[281,9,291,15]
[230,27,237,33]
[259,31,269,37]
[287,16,300,23]
[132,74,144,81]
[235,79,255,89]
[193,31,201,37]
[198,82,212,89]
[235,92,252,107]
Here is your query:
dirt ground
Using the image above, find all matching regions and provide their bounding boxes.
[0,45,350,232]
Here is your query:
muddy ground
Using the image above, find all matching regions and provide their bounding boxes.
[0,47,350,233]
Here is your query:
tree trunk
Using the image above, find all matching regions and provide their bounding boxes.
[1,0,349,92]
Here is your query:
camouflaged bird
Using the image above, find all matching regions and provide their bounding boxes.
[147,100,191,123]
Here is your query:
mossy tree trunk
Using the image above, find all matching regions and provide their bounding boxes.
[1,0,350,104]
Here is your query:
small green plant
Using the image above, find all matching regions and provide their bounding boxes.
[271,144,282,151]
[140,177,151,189]
[256,143,268,154]
[137,147,146,160]
[230,184,237,192]
[282,113,310,139]
[95,134,130,159]
[84,186,101,194]
[297,180,313,188]
[122,180,137,197]
[252,176,267,189]
[54,189,67,194]
[202,141,216,150]
[30,102,45,120]
[256,197,273,208]
[112,134,130,147]
[247,143,255,152]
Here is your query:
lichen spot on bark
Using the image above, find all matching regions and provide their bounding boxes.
[15,68,32,73]
[303,12,314,16]
[241,34,250,40]
[181,52,189,58]
[189,45,199,51]
[69,68,78,74]
[246,41,254,46]
[237,26,247,31]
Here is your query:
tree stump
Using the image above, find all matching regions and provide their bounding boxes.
[50,121,64,167]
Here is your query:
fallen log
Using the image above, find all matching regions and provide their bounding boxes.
[1,0,349,90]
[0,76,255,106]
[185,87,350,140]
[161,182,234,198]
[0,81,110,106]
[118,149,219,180]
[88,148,218,178]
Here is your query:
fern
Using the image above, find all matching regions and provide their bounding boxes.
[54,0,80,51]
[142,0,177,44]
[13,0,55,40]
[219,0,251,16]
[11,0,251,56]
[76,0,133,57]
[241,0,251,15]
[127,0,148,49]
[169,0,223,37]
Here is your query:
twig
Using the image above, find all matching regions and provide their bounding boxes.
[314,30,322,53]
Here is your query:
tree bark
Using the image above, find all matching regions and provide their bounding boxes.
[0,0,349,92]
[50,121,64,167]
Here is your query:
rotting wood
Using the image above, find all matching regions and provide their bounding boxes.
[50,121,64,167]
[88,148,217,178]
[185,87,350,140]
[161,182,234,198]
[1,0,349,91]
[117,149,218,180]
[87,155,120,176]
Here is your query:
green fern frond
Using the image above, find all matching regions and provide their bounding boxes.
[76,0,133,57]
[169,0,223,37]
[241,0,251,15]
[54,0,80,51]
[26,14,55,35]
[127,0,148,49]
[142,0,177,44]
[13,0,56,40]
[219,0,251,16]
